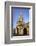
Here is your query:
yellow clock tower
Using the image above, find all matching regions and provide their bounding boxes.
[15,15,25,35]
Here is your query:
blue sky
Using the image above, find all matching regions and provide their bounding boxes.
[11,7,30,28]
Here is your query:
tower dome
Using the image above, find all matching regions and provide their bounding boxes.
[19,15,23,22]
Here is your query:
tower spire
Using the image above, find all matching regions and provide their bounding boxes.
[19,11,23,22]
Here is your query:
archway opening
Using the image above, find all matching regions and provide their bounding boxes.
[23,28,27,35]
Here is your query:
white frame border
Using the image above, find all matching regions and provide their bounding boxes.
[10,5,33,40]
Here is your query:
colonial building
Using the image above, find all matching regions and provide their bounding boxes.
[13,13,29,36]
[14,15,29,36]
